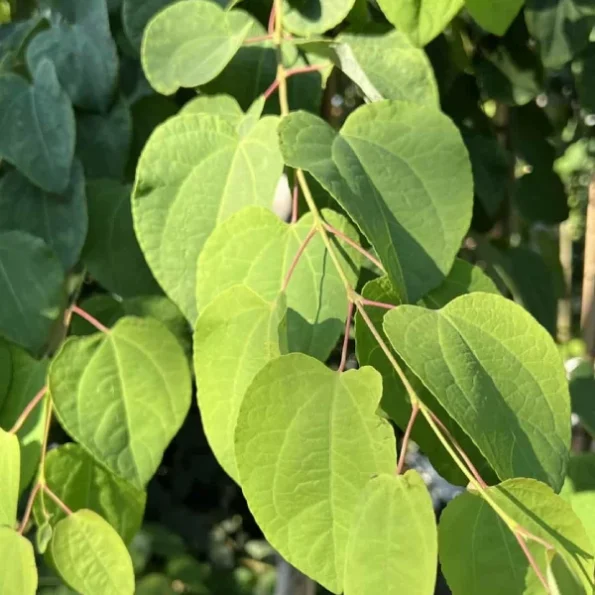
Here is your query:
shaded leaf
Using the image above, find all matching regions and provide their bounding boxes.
[514,168,569,224]
[235,353,395,593]
[344,472,437,595]
[384,292,571,491]
[282,0,355,35]
[49,317,191,488]
[0,527,37,594]
[0,428,20,526]
[122,0,175,53]
[465,0,524,36]
[569,372,595,437]
[279,102,473,303]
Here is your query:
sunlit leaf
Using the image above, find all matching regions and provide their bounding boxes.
[0,428,20,527]
[0,527,37,594]
[465,0,524,36]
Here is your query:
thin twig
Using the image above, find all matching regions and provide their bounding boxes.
[397,403,419,474]
[338,302,354,373]
[514,532,551,594]
[43,485,73,516]
[263,78,280,100]
[71,305,109,333]
[263,64,328,102]
[244,34,273,44]
[360,298,395,310]
[282,226,317,292]
[323,222,384,271]
[291,178,299,224]
[18,482,41,535]
[9,386,47,434]
[268,1,276,35]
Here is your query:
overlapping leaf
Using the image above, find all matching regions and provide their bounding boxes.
[344,472,437,595]
[384,292,571,491]
[279,101,473,303]
[49,317,191,488]
[465,0,524,36]
[133,99,283,321]
[0,428,19,527]
[0,161,87,271]
[32,444,145,543]
[141,0,252,95]
[196,206,360,361]
[282,0,355,35]
[439,478,594,595]
[51,509,135,595]
[235,353,396,593]
[122,0,175,52]
[0,527,37,594]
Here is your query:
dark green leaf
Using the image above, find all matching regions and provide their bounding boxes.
[122,0,175,53]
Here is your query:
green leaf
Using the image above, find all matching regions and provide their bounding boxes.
[525,0,595,69]
[141,0,252,95]
[0,60,75,194]
[278,102,473,303]
[68,294,191,357]
[196,206,360,361]
[0,342,48,491]
[0,160,87,271]
[76,98,132,180]
[513,168,569,224]
[344,472,437,595]
[49,317,192,488]
[136,574,177,595]
[333,28,439,106]
[0,527,37,594]
[560,454,595,550]
[25,0,118,113]
[0,231,65,356]
[282,0,355,35]
[383,292,571,491]
[133,105,283,321]
[355,261,500,486]
[574,44,595,114]
[569,373,595,437]
[547,551,586,595]
[439,478,594,595]
[83,179,161,298]
[0,428,20,526]
[465,0,524,36]
[375,0,464,46]
[235,353,396,593]
[32,443,145,543]
[36,520,53,554]
[122,0,175,53]
[193,285,286,481]
[51,509,135,595]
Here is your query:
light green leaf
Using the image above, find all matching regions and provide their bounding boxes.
[525,0,595,69]
[0,59,75,194]
[76,98,132,180]
[133,106,283,321]
[49,317,191,488]
[0,1,10,23]
[333,28,439,106]
[0,160,87,271]
[33,444,145,544]
[181,93,243,120]
[279,102,473,303]
[122,0,175,53]
[235,353,396,593]
[25,0,119,113]
[547,551,586,595]
[141,0,252,95]
[83,180,161,298]
[375,0,464,46]
[439,478,594,595]
[282,0,355,35]
[0,342,48,491]
[0,527,37,594]
[51,509,135,595]
[384,292,571,491]
[196,206,359,361]
[344,472,437,595]
[36,520,53,554]
[465,0,524,36]
[194,285,286,482]
[0,428,20,527]
[0,231,65,356]
[355,261,500,486]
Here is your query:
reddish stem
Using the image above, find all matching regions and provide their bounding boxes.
[43,485,73,516]
[397,403,420,474]
[71,305,109,333]
[18,482,41,534]
[338,301,354,373]
[263,64,328,102]
[323,222,385,271]
[514,532,551,593]
[263,78,280,100]
[360,298,396,310]
[244,34,273,44]
[282,226,317,292]
[268,1,276,35]
[291,178,299,224]
[9,386,47,435]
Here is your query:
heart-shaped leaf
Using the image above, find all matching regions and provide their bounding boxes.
[141,0,253,95]
[384,292,571,491]
[133,101,283,321]
[0,59,75,194]
[49,317,191,488]
[0,428,20,527]
[279,101,473,303]
[344,472,437,595]
[235,353,396,593]
[51,509,135,595]
[0,160,87,270]
[197,206,360,361]
[0,527,37,595]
